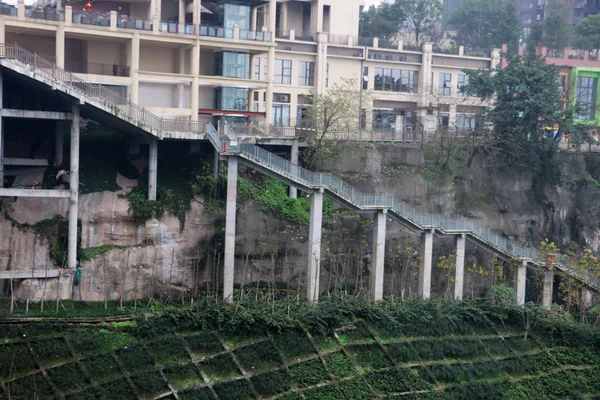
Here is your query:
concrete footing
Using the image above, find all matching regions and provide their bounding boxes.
[370,210,387,301]
[68,104,80,270]
[516,261,527,305]
[223,156,238,302]
[543,267,554,309]
[419,230,434,299]
[454,234,466,300]
[307,188,323,304]
[148,139,157,201]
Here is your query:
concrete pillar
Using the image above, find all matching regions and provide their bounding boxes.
[56,26,65,69]
[418,230,434,299]
[178,0,185,26]
[251,6,258,32]
[68,104,80,270]
[370,210,387,301]
[109,11,117,31]
[266,47,275,123]
[192,0,200,25]
[268,0,276,37]
[65,6,72,26]
[54,128,64,166]
[130,33,140,104]
[148,139,157,201]
[223,156,238,302]
[315,33,328,95]
[418,43,433,112]
[543,267,554,309]
[17,0,24,18]
[516,261,527,305]
[191,41,200,122]
[0,20,6,48]
[454,234,466,300]
[307,188,324,304]
[310,0,323,34]
[289,140,298,198]
[0,71,3,188]
[280,1,288,35]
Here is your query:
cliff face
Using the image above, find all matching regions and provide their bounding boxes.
[2,145,599,302]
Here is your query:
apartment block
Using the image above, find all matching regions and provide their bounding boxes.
[0,0,498,139]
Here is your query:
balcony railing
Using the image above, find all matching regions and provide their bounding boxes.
[26,8,64,21]
[72,12,110,26]
[159,21,196,35]
[67,62,130,77]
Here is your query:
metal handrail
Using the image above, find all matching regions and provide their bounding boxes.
[0,43,204,135]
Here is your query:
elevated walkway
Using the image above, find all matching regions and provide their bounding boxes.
[1,44,597,304]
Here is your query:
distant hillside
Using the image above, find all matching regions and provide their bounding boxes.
[1,296,599,399]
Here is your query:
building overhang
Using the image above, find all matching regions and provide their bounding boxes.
[198,109,266,118]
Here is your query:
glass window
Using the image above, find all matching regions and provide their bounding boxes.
[275,59,292,84]
[520,0,532,8]
[299,61,315,86]
[457,74,468,97]
[373,68,417,93]
[222,3,250,37]
[520,12,532,23]
[576,76,597,120]
[372,110,398,132]
[272,104,291,125]
[456,113,478,132]
[254,57,261,80]
[363,66,369,90]
[264,57,268,80]
[216,87,249,111]
[437,112,449,131]
[557,75,566,93]
[439,73,451,96]
[326,63,329,87]
[216,52,250,79]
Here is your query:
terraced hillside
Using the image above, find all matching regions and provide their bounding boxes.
[1,298,599,399]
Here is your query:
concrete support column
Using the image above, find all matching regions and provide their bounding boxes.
[418,230,434,299]
[516,261,527,305]
[315,34,328,95]
[0,71,3,187]
[130,33,140,104]
[192,0,201,25]
[251,6,258,32]
[454,234,466,300]
[289,140,298,198]
[543,267,554,309]
[55,128,64,166]
[68,104,80,270]
[268,0,276,36]
[148,139,157,201]
[370,210,387,301]
[223,156,238,302]
[266,47,275,123]
[178,0,185,26]
[418,42,432,109]
[307,188,324,304]
[56,26,65,69]
[65,6,72,26]
[191,41,200,122]
[310,0,323,34]
[0,20,5,47]
[280,1,288,35]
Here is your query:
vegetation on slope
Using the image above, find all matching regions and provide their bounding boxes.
[1,290,599,399]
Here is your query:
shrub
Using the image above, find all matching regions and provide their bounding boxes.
[0,343,38,379]
[46,362,88,393]
[130,371,169,398]
[338,377,373,399]
[198,353,240,381]
[116,344,155,373]
[184,332,223,358]
[212,378,254,399]
[31,338,72,367]
[386,342,418,364]
[302,384,343,400]
[148,336,190,366]
[289,359,330,387]
[178,387,214,400]
[323,352,355,378]
[233,340,282,373]
[250,369,293,397]
[6,373,57,399]
[163,364,202,391]
[100,378,137,399]
[346,344,391,371]
[272,329,316,361]
[80,353,121,382]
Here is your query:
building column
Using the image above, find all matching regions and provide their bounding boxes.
[178,0,185,27]
[130,33,140,104]
[192,0,201,25]
[516,261,527,305]
[454,234,466,300]
[148,139,157,201]
[223,156,238,302]
[56,26,65,69]
[289,140,299,198]
[417,42,432,138]
[280,1,288,35]
[418,230,434,299]
[0,71,3,187]
[251,6,258,32]
[543,267,554,309]
[266,47,275,123]
[0,20,5,48]
[310,0,323,34]
[55,127,64,166]
[191,41,200,122]
[307,188,324,304]
[68,104,80,270]
[370,210,387,301]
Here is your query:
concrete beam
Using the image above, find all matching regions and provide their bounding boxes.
[543,267,554,309]
[2,109,72,120]
[454,234,466,300]
[148,139,158,201]
[68,104,80,270]
[370,210,387,301]
[0,188,70,198]
[517,261,527,305]
[4,158,49,167]
[0,269,61,279]
[223,156,238,302]
[307,188,324,304]
[289,140,299,199]
[419,230,434,299]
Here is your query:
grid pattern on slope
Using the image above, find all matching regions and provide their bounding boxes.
[1,322,600,399]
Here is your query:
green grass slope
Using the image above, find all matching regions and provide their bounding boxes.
[1,296,599,400]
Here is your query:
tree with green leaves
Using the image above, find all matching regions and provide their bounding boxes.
[573,14,600,54]
[359,2,405,41]
[448,0,521,52]
[403,0,443,48]
[528,0,571,53]
[465,53,568,186]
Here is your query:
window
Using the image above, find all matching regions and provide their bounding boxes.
[372,110,398,132]
[216,52,250,79]
[522,27,531,39]
[520,12,532,23]
[297,106,308,126]
[520,0,532,8]
[455,113,478,132]
[299,61,315,86]
[439,73,451,96]
[275,59,292,84]
[374,68,417,93]
[363,66,369,90]
[254,57,261,80]
[557,75,566,94]
[325,63,329,88]
[576,76,597,120]
[457,74,468,97]
[216,87,248,111]
[272,104,291,125]
[574,8,583,18]
[437,112,449,131]
[263,57,268,80]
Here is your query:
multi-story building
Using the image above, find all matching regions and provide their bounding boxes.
[0,0,498,139]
